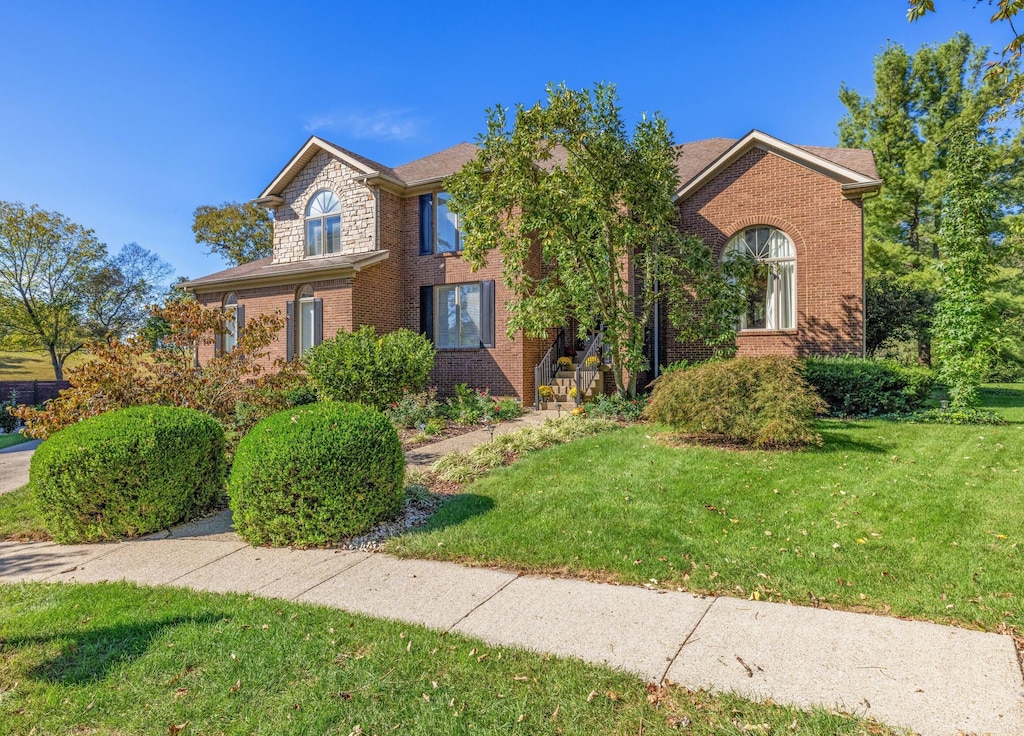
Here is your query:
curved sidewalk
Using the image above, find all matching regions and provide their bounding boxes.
[1,423,1023,735]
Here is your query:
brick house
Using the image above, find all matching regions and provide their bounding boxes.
[182,130,880,402]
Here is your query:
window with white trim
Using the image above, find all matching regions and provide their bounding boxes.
[420,281,495,349]
[723,226,796,330]
[297,284,316,356]
[305,190,342,256]
[223,292,239,353]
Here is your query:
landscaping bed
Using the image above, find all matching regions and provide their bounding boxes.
[0,582,899,735]
[388,386,1024,638]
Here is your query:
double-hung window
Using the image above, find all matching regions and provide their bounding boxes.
[419,192,462,254]
[220,292,243,355]
[305,190,342,256]
[419,281,495,349]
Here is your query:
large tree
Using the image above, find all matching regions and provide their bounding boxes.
[81,242,173,344]
[838,32,1024,366]
[445,83,747,396]
[192,201,273,266]
[0,202,106,379]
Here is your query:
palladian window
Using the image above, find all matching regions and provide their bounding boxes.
[723,226,796,330]
[305,190,342,256]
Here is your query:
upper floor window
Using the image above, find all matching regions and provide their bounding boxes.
[419,192,462,254]
[723,226,796,331]
[305,190,342,256]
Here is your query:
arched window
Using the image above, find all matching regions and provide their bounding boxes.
[305,190,342,256]
[723,226,796,330]
[223,292,239,353]
[297,284,316,357]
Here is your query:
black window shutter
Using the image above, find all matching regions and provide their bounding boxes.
[313,298,324,346]
[235,304,245,341]
[419,285,434,342]
[480,280,495,348]
[285,301,294,361]
[419,193,433,254]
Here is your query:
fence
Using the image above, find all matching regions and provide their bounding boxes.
[0,380,70,405]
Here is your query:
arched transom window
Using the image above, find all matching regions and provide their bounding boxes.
[723,226,796,330]
[305,190,342,256]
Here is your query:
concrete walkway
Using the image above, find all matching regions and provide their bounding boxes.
[404,409,558,470]
[1,418,1023,735]
[0,438,41,496]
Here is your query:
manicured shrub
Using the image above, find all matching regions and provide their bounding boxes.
[587,393,649,422]
[304,326,435,410]
[645,357,826,449]
[229,402,405,547]
[802,357,936,417]
[30,406,225,543]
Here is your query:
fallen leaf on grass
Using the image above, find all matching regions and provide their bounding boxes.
[168,722,189,735]
[173,688,188,699]
[229,680,241,694]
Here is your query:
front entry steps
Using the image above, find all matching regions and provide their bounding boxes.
[538,368,604,410]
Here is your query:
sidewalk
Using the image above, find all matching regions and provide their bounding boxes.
[1,420,1023,735]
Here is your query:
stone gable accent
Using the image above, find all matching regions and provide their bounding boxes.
[272,150,376,263]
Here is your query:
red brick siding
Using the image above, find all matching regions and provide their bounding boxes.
[669,147,864,361]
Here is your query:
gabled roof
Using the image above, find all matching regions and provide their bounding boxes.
[258,136,402,200]
[673,130,881,201]
[392,142,479,185]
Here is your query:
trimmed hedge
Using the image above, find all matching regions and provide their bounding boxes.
[30,406,225,543]
[645,357,826,448]
[802,357,935,417]
[304,326,435,409]
[229,402,405,547]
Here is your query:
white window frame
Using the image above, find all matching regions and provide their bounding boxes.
[297,284,315,357]
[723,226,796,331]
[435,282,481,349]
[223,292,238,353]
[305,190,342,257]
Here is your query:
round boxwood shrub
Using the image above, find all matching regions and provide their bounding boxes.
[30,406,226,544]
[228,402,405,547]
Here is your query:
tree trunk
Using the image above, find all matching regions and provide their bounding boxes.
[48,346,63,381]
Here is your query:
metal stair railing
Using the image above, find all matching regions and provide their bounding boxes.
[573,331,605,406]
[533,328,566,409]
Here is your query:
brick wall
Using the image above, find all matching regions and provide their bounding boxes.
[669,147,864,361]
[271,150,377,264]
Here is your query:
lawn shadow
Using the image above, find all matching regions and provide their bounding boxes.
[405,493,495,536]
[812,424,894,455]
[979,385,1024,422]
[6,612,225,685]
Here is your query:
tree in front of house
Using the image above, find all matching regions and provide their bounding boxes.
[445,83,748,396]
[192,201,273,266]
[0,202,172,380]
[838,33,1024,368]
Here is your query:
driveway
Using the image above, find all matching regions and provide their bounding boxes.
[0,439,40,495]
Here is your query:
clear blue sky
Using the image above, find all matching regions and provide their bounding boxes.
[0,1,1010,280]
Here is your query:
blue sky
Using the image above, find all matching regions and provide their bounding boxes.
[0,1,1010,280]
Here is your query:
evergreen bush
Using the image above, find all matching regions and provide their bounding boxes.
[30,406,225,543]
[229,402,404,546]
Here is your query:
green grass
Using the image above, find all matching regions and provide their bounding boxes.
[0,433,29,450]
[389,385,1024,632]
[0,351,89,381]
[0,485,46,541]
[0,583,898,735]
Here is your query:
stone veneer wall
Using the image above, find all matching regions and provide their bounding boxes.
[271,150,376,264]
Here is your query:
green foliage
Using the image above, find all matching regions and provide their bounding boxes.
[431,416,619,483]
[386,388,441,428]
[586,392,650,421]
[304,326,435,410]
[0,389,18,433]
[29,406,225,543]
[881,407,1007,425]
[229,402,405,546]
[932,124,999,409]
[443,383,522,424]
[445,83,747,396]
[802,357,936,416]
[192,201,273,266]
[839,34,1024,368]
[645,357,826,448]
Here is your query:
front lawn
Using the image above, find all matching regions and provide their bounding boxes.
[0,583,896,735]
[389,386,1024,632]
[0,433,29,450]
[0,485,46,541]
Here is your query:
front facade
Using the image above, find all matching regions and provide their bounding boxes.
[183,130,880,401]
